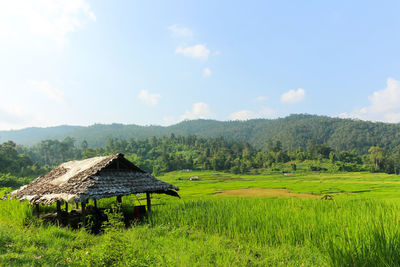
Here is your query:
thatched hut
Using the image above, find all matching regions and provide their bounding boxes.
[8,153,179,225]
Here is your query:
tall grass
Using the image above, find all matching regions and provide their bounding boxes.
[149,197,400,266]
[0,198,32,227]
[2,192,400,265]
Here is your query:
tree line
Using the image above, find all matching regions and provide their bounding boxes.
[4,114,400,156]
[0,134,398,183]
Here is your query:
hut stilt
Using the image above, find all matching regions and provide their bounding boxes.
[146,192,151,213]
[56,201,61,216]
[81,202,86,228]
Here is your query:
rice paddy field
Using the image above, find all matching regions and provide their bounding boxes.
[2,170,400,266]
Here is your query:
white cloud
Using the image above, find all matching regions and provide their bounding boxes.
[138,90,161,106]
[0,0,96,47]
[162,116,177,125]
[175,44,210,60]
[0,104,28,122]
[168,24,193,38]
[368,78,400,113]
[339,78,400,123]
[229,110,257,121]
[162,102,213,125]
[203,67,212,77]
[29,80,66,103]
[254,96,267,102]
[229,107,277,121]
[281,88,306,103]
[0,104,42,130]
[181,102,212,120]
[0,79,75,130]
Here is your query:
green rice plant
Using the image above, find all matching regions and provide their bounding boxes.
[0,199,33,228]
[149,197,400,265]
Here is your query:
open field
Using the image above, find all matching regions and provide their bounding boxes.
[160,170,400,200]
[2,170,400,266]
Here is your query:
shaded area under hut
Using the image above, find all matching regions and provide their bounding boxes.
[6,153,179,229]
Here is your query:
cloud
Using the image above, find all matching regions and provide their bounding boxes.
[175,44,210,60]
[162,116,177,125]
[203,67,212,77]
[254,96,267,102]
[29,80,66,103]
[168,24,193,38]
[162,102,213,125]
[138,90,161,106]
[229,110,257,121]
[181,102,212,120]
[0,104,38,130]
[339,78,400,123]
[281,88,306,103]
[229,107,277,121]
[0,105,28,123]
[0,0,96,47]
[368,78,400,113]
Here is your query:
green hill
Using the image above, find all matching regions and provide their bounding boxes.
[1,114,400,153]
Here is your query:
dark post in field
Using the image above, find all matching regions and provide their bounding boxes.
[34,204,40,217]
[81,201,86,228]
[56,201,61,216]
[146,192,151,213]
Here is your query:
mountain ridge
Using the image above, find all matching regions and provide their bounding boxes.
[1,114,400,154]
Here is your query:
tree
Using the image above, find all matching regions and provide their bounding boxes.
[81,140,89,152]
[368,146,386,171]
[329,152,336,163]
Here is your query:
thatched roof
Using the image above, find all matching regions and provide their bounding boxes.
[8,153,179,205]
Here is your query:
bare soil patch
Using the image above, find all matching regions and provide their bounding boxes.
[205,177,243,181]
[215,188,320,198]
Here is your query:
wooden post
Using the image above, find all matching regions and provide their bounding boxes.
[75,202,79,209]
[35,204,40,217]
[65,202,68,212]
[146,192,151,213]
[81,202,86,228]
[56,201,61,215]
[94,199,97,209]
[117,195,122,204]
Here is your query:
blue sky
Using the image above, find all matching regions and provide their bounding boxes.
[1,0,400,130]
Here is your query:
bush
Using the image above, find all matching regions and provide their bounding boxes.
[309,165,327,172]
[0,173,31,188]
[230,166,240,174]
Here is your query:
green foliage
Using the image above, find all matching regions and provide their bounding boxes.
[0,173,32,188]
[102,203,125,232]
[0,199,33,228]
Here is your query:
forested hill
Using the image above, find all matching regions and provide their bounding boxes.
[1,114,400,154]
[0,125,82,146]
